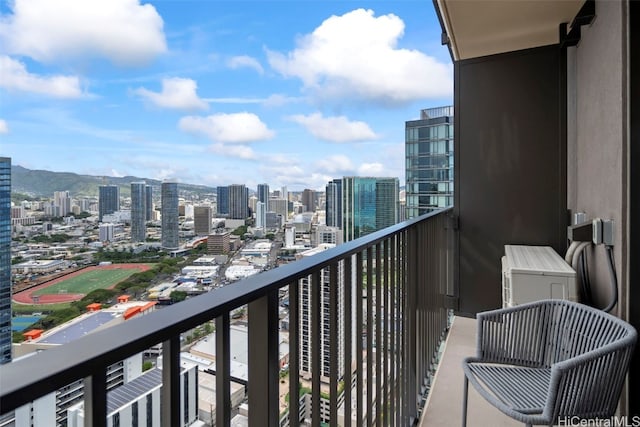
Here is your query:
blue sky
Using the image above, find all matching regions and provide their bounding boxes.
[0,0,453,191]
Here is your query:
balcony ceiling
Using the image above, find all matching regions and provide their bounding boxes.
[436,0,586,60]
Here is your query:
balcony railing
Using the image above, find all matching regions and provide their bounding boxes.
[0,208,454,427]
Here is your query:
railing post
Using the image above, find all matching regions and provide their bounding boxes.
[162,336,180,427]
[84,370,107,427]
[216,314,231,427]
[248,290,280,427]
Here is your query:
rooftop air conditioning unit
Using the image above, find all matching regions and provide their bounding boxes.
[502,245,577,308]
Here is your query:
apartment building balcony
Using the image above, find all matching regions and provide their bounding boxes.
[1,209,457,427]
[2,1,639,425]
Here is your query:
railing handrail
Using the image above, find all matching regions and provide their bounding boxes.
[0,208,452,414]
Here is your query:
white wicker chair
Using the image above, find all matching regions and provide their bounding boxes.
[462,299,637,427]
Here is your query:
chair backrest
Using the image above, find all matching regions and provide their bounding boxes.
[542,300,636,367]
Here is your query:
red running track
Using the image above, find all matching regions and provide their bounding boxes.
[13,264,152,305]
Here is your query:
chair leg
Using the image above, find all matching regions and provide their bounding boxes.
[462,376,469,427]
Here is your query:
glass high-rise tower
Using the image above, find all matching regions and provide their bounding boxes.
[130,182,147,242]
[257,183,269,212]
[325,179,342,228]
[405,106,454,218]
[0,157,11,364]
[161,181,179,249]
[216,186,229,217]
[98,185,120,222]
[342,176,399,242]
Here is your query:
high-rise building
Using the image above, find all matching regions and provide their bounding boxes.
[161,181,179,249]
[255,201,266,229]
[0,157,11,364]
[257,183,269,212]
[342,176,399,242]
[269,198,288,224]
[145,184,153,221]
[130,182,147,242]
[53,191,71,217]
[301,189,316,213]
[98,185,120,222]
[325,179,342,228]
[194,205,212,236]
[228,184,248,220]
[217,186,229,217]
[405,106,454,218]
[298,244,344,383]
[281,186,288,203]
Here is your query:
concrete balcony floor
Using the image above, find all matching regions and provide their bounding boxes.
[419,316,521,427]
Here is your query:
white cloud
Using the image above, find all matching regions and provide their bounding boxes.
[358,162,385,175]
[134,78,209,111]
[315,155,355,173]
[288,112,377,142]
[179,112,274,143]
[0,119,8,134]
[210,143,256,160]
[267,8,452,104]
[227,55,264,74]
[0,56,87,98]
[0,0,166,66]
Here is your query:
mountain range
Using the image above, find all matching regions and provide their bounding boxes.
[10,165,216,198]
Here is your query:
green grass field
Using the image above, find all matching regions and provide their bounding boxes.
[12,302,72,313]
[32,268,141,297]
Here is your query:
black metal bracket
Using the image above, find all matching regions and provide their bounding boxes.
[568,221,593,242]
[560,0,596,48]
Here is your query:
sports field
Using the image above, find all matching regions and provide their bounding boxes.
[13,264,152,304]
[32,268,138,297]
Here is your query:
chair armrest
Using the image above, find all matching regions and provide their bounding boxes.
[476,300,551,366]
[544,335,636,420]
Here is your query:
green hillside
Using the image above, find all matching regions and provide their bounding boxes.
[11,165,216,198]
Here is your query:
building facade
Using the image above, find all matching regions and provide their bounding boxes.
[301,189,316,213]
[255,201,266,229]
[130,182,147,242]
[216,186,229,217]
[98,185,120,222]
[342,176,399,242]
[325,179,342,228]
[405,106,454,218]
[193,205,212,236]
[257,183,269,212]
[0,157,10,365]
[228,184,248,220]
[161,181,179,250]
[53,191,71,217]
[298,244,345,383]
[145,184,153,221]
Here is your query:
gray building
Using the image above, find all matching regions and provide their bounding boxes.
[161,181,179,249]
[98,185,120,222]
[325,179,342,228]
[145,184,153,221]
[257,183,269,212]
[130,182,147,242]
[0,157,10,364]
[194,205,212,236]
[228,184,248,220]
[405,106,454,218]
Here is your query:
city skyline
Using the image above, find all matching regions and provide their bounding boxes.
[0,0,453,192]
